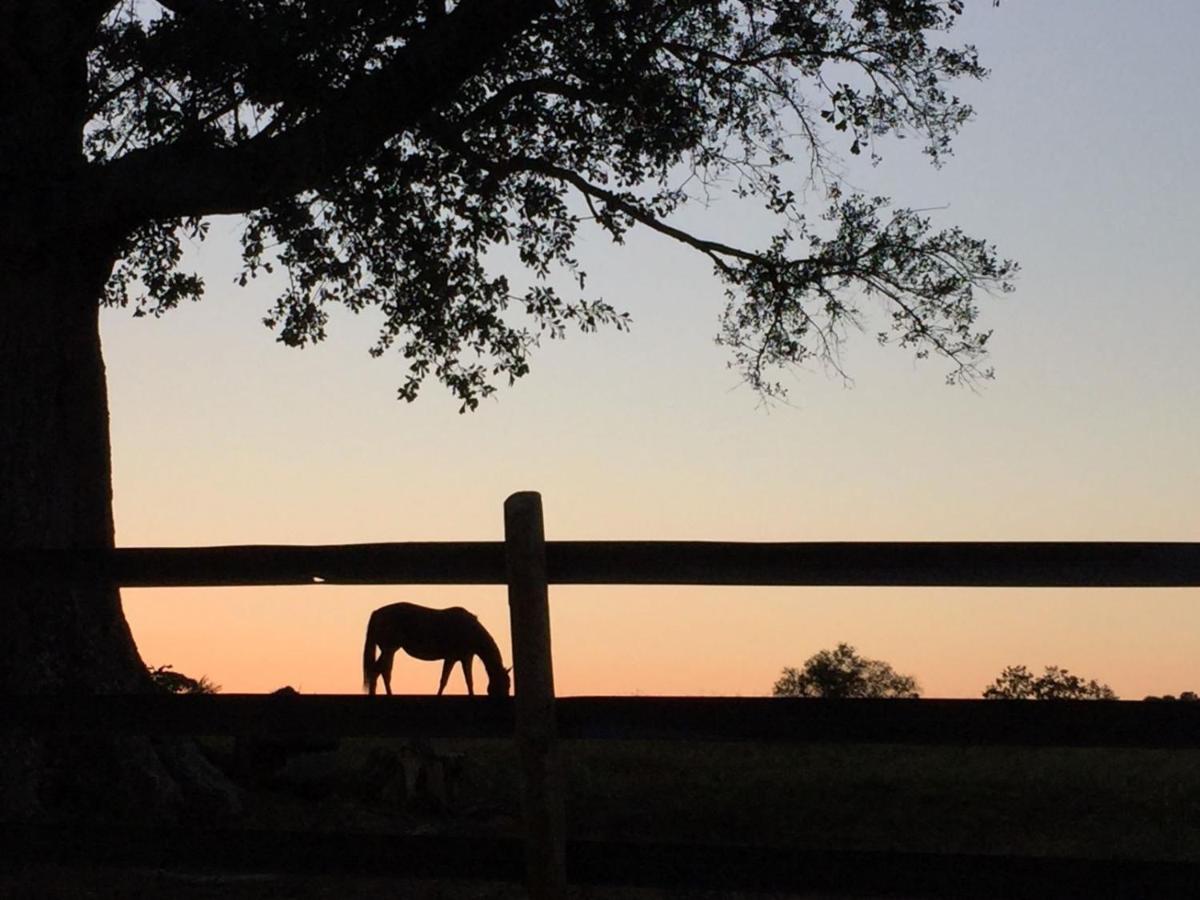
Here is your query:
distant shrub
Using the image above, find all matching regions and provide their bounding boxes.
[983,665,1116,700]
[773,643,920,698]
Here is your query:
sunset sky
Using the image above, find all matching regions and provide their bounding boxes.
[104,3,1200,699]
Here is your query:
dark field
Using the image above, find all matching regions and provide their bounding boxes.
[221,738,1200,860]
[7,738,1200,898]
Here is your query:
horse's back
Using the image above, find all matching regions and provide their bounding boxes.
[374,601,471,618]
[372,601,421,618]
[370,602,483,659]
[371,601,440,629]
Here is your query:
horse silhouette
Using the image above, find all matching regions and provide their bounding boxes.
[362,602,511,697]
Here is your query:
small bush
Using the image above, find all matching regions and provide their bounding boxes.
[148,663,219,694]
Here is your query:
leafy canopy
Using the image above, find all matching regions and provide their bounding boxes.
[773,642,920,698]
[90,0,1015,409]
[982,665,1118,701]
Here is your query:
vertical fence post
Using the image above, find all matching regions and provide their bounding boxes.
[504,491,566,900]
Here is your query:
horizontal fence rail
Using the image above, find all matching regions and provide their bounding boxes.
[7,540,1200,587]
[557,696,1200,747]
[548,541,1200,587]
[4,694,1200,748]
[0,694,513,740]
[4,543,509,587]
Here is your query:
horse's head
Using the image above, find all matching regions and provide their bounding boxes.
[488,666,512,697]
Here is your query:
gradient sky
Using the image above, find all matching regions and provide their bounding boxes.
[103,2,1200,699]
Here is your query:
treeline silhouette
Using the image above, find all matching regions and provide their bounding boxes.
[775,643,1197,701]
[153,643,1196,702]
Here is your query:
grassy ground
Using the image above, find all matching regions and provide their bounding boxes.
[558,740,1200,860]
[7,738,1200,898]
[231,737,1200,859]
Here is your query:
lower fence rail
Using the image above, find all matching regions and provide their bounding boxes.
[4,694,1200,747]
[3,824,1198,899]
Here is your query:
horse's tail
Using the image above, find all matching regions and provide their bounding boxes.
[362,611,379,693]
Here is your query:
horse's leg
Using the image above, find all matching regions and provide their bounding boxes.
[437,659,454,695]
[462,656,475,696]
[381,649,396,696]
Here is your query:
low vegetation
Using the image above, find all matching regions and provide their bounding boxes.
[148,663,220,695]
[198,735,1200,863]
[9,733,1200,898]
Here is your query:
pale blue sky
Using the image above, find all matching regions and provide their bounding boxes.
[104,2,1200,697]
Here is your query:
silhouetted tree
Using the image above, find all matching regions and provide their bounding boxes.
[983,665,1117,700]
[774,643,920,698]
[148,664,219,695]
[2,2,1010,816]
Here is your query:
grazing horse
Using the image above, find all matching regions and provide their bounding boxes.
[362,602,510,697]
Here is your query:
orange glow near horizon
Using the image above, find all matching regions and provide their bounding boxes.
[122,583,1200,700]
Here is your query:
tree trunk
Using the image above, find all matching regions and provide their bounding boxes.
[0,251,138,689]
[0,244,240,822]
[0,9,239,823]
[0,4,146,698]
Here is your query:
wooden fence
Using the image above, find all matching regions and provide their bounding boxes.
[5,490,1200,898]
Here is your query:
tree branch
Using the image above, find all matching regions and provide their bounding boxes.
[95,0,554,226]
[432,124,757,275]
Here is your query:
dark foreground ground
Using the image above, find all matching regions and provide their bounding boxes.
[218,737,1200,859]
[2,866,894,900]
[5,738,1199,898]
